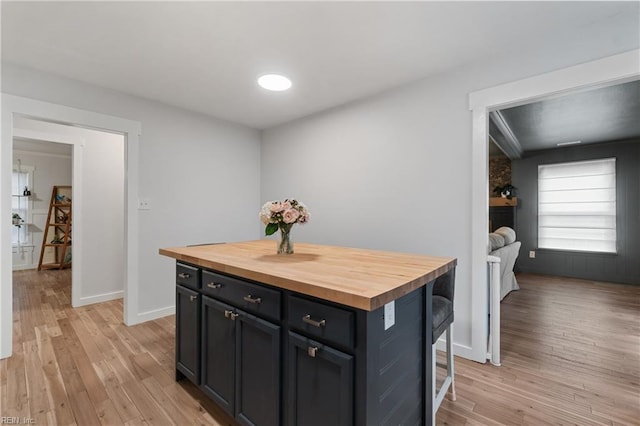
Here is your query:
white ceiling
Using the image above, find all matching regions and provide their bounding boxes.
[2,1,639,129]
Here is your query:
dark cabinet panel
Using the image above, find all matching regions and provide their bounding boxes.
[288,295,355,349]
[176,285,200,384]
[177,263,200,290]
[236,314,281,426]
[201,296,236,415]
[202,269,281,321]
[286,332,353,426]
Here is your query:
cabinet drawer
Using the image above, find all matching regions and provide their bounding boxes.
[202,270,281,321]
[176,263,200,290]
[288,296,354,349]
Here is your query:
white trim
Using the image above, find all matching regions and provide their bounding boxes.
[488,256,501,366]
[489,111,523,159]
[1,94,142,359]
[435,338,474,361]
[467,49,640,364]
[134,305,176,324]
[469,50,640,110]
[77,290,124,307]
[11,265,37,271]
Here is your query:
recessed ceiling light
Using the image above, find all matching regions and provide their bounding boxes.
[258,74,292,91]
[557,140,582,146]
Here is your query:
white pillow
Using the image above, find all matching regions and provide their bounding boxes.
[495,226,516,245]
[489,233,505,251]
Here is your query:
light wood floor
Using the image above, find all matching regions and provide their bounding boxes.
[1,269,236,425]
[438,273,640,426]
[1,270,638,425]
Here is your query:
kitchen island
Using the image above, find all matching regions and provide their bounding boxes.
[160,240,456,426]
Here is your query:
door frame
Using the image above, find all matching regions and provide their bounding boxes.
[1,94,142,358]
[467,49,640,363]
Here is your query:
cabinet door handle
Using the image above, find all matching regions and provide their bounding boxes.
[307,346,318,358]
[224,310,239,321]
[178,272,190,279]
[243,295,262,304]
[207,282,222,289]
[189,295,197,302]
[303,314,326,328]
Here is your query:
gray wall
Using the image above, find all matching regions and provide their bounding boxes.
[3,62,262,318]
[512,140,640,284]
[261,44,640,354]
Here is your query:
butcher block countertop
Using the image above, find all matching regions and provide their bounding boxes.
[160,240,456,311]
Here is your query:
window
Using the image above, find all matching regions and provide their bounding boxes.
[12,165,34,246]
[538,158,616,253]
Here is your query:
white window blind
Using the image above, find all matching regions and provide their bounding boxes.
[538,158,616,253]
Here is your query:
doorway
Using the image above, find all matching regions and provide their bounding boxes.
[12,116,126,311]
[468,49,640,363]
[1,95,141,359]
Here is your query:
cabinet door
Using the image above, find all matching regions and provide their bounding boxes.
[201,296,236,416]
[236,313,281,426]
[176,285,200,384]
[287,332,353,426]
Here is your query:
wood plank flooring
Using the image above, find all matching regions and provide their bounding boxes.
[437,273,640,426]
[1,269,236,425]
[1,270,638,425]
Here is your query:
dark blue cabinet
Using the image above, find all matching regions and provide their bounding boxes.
[201,296,236,415]
[175,285,200,384]
[175,262,440,426]
[236,312,281,426]
[200,295,281,426]
[286,332,353,426]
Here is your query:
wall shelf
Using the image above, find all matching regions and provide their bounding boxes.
[489,197,518,207]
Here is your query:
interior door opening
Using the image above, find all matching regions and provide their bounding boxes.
[9,116,126,346]
[487,80,640,364]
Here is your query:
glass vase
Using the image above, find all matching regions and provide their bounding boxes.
[277,224,293,255]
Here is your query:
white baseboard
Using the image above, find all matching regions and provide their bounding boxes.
[12,265,37,271]
[76,290,123,307]
[435,338,476,361]
[129,305,175,325]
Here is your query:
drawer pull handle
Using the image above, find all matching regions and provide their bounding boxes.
[207,282,222,289]
[189,295,197,302]
[224,310,239,321]
[243,295,262,304]
[308,346,318,358]
[178,272,190,279]
[303,314,326,328]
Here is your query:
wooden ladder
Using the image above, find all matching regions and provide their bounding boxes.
[38,185,72,270]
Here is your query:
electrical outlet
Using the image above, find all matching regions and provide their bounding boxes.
[384,301,395,330]
[137,199,151,210]
[529,250,536,259]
